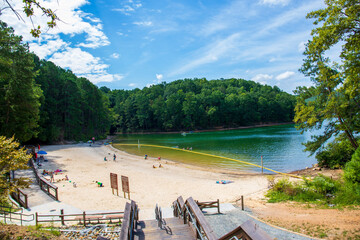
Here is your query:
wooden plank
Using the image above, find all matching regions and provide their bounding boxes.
[241,220,272,240]
[186,197,218,240]
[119,202,131,240]
[177,196,185,209]
[218,220,272,240]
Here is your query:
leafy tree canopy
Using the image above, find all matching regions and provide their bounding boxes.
[0,136,31,203]
[295,0,360,165]
[1,0,59,37]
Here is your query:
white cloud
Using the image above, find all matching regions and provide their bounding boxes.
[133,21,153,26]
[112,1,142,15]
[86,73,124,83]
[49,47,122,83]
[29,37,68,59]
[260,0,291,6]
[170,33,241,76]
[298,41,306,53]
[275,71,295,80]
[156,74,163,81]
[111,53,120,59]
[269,57,277,62]
[251,74,273,84]
[1,0,110,49]
[129,83,136,87]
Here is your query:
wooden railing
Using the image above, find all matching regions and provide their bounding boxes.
[0,205,34,226]
[173,195,185,218]
[218,220,272,240]
[183,197,218,240]
[196,199,220,214]
[173,196,271,240]
[119,201,138,240]
[29,159,58,200]
[36,209,124,226]
[11,188,28,209]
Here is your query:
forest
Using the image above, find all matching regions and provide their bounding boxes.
[0,21,111,143]
[0,20,296,143]
[103,79,295,132]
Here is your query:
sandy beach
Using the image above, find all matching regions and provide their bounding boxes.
[38,143,269,211]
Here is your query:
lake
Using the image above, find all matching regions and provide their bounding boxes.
[113,124,318,173]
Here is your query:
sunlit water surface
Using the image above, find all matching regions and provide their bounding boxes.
[113,124,317,173]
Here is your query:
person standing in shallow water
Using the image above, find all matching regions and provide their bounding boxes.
[113,154,116,161]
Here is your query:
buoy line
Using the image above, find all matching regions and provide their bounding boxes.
[114,143,303,179]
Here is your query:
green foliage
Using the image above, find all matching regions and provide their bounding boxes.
[315,139,355,168]
[0,136,31,201]
[0,21,41,142]
[33,58,112,142]
[3,0,59,38]
[266,175,355,206]
[295,0,360,165]
[111,78,296,132]
[344,148,360,185]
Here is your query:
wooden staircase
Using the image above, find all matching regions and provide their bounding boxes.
[133,218,196,240]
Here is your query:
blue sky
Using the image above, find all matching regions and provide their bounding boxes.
[1,0,325,93]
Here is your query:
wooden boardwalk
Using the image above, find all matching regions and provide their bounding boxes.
[134,218,195,240]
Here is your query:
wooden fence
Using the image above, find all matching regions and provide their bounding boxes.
[0,205,34,226]
[36,209,124,226]
[10,188,28,209]
[29,159,58,200]
[196,199,220,214]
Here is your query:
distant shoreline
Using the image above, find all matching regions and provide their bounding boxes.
[116,122,294,135]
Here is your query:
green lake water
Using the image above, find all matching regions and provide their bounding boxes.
[113,124,317,173]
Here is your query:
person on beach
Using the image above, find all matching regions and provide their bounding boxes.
[145,154,148,159]
[96,181,103,187]
[113,154,116,161]
[104,157,107,161]
[158,157,161,160]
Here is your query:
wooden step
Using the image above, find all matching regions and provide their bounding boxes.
[134,218,196,240]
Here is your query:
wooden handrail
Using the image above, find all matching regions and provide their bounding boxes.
[119,201,138,240]
[11,188,28,209]
[185,197,218,240]
[36,210,124,226]
[29,159,58,200]
[218,220,272,240]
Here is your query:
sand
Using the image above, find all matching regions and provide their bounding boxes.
[39,143,269,211]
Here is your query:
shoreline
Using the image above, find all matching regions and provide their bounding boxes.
[116,122,294,135]
[37,143,270,211]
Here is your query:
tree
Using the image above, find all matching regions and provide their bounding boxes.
[294,0,360,161]
[0,21,41,142]
[1,0,59,37]
[0,136,31,203]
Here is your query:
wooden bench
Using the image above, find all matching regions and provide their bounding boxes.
[195,199,220,214]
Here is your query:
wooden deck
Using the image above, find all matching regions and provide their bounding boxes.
[134,218,196,240]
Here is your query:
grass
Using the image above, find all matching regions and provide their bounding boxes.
[266,175,360,207]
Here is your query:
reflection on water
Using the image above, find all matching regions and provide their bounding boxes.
[114,124,317,173]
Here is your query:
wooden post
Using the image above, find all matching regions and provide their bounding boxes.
[60,209,65,225]
[261,155,263,174]
[35,212,38,225]
[241,195,244,211]
[83,211,86,227]
[217,199,220,214]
